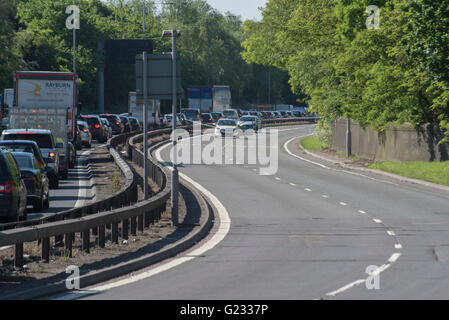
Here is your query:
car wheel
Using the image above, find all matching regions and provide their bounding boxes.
[33,197,44,212]
[50,177,59,189]
[44,194,50,209]
[20,208,28,221]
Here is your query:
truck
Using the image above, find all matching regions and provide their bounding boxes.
[10,71,78,179]
[275,104,294,112]
[128,92,160,128]
[187,85,231,113]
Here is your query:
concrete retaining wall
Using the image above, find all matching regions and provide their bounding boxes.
[332,118,449,162]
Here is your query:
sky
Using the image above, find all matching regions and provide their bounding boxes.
[206,0,267,21]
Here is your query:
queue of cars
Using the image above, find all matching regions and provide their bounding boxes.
[0,112,143,223]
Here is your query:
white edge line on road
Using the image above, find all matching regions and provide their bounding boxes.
[68,139,232,294]
[74,150,92,208]
[283,137,400,186]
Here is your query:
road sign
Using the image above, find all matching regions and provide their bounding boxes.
[105,39,154,65]
[136,53,183,100]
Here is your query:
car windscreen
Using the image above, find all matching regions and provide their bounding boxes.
[0,143,35,154]
[103,116,118,124]
[82,117,100,126]
[183,110,199,119]
[218,120,236,126]
[240,117,255,122]
[222,111,236,117]
[3,134,53,149]
[12,154,33,169]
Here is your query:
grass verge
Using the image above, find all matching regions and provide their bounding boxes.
[369,161,449,187]
[300,136,329,151]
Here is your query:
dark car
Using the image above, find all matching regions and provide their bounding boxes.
[201,113,214,124]
[100,114,124,135]
[128,117,141,132]
[182,108,201,122]
[211,112,222,122]
[260,111,273,119]
[12,152,49,212]
[0,140,46,171]
[1,129,60,189]
[80,115,108,142]
[119,115,131,133]
[0,147,28,222]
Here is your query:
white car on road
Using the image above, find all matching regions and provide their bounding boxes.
[215,119,238,137]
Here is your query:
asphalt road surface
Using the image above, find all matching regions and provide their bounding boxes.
[25,143,102,221]
[79,125,449,300]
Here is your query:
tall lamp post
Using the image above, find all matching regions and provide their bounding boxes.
[163,29,181,226]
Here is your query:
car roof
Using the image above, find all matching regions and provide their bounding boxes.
[2,129,51,134]
[0,140,39,146]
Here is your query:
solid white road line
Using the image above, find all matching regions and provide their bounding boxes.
[74,150,92,208]
[283,136,400,186]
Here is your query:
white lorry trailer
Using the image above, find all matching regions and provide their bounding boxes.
[9,71,78,180]
[128,92,160,128]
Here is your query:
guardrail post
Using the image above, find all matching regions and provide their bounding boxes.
[99,225,106,248]
[122,218,129,240]
[131,216,137,236]
[42,238,50,263]
[112,222,119,244]
[138,214,144,232]
[14,243,24,269]
[65,233,73,258]
[144,210,151,228]
[82,230,90,253]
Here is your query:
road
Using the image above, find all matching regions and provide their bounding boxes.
[78,125,449,300]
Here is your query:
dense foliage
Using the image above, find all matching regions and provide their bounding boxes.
[242,0,449,134]
[0,0,299,113]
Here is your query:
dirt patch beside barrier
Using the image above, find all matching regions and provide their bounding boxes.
[0,141,187,295]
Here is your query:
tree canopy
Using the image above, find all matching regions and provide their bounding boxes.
[0,0,300,113]
[242,0,449,134]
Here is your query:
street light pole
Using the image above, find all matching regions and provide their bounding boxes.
[163,29,181,226]
[143,1,146,35]
[73,0,77,75]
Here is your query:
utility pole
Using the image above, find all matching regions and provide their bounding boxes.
[73,0,78,76]
[163,29,181,226]
[143,51,149,200]
[143,1,146,35]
